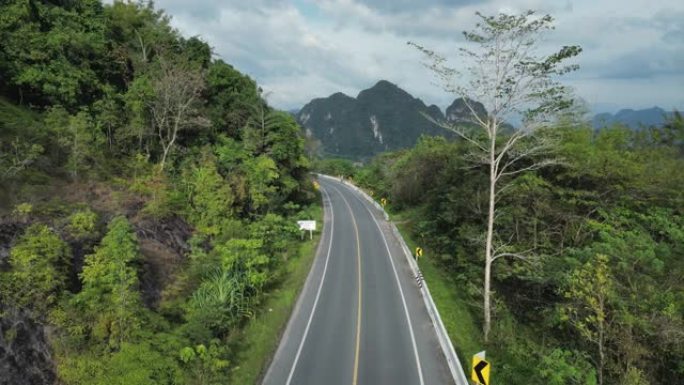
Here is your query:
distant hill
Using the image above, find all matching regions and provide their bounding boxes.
[296,80,485,159]
[592,107,673,129]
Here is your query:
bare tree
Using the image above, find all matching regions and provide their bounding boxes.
[411,11,581,342]
[1,138,43,179]
[242,88,274,155]
[149,60,206,170]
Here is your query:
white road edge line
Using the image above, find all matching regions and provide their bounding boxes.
[334,182,426,385]
[285,184,335,385]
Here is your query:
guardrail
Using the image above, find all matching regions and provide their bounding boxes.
[319,174,469,385]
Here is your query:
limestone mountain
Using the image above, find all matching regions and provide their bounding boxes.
[592,107,673,129]
[445,97,487,124]
[297,80,483,159]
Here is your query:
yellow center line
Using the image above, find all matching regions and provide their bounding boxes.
[332,185,363,385]
[353,209,362,385]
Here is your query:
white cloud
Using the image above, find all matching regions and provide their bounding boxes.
[107,0,684,113]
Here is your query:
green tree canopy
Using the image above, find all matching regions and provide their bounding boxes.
[74,216,143,349]
[1,224,71,311]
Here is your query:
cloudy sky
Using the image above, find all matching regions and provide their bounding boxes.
[121,0,684,113]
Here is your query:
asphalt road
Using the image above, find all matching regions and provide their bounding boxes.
[262,176,454,385]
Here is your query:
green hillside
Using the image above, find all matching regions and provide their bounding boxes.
[349,120,684,384]
[0,1,315,384]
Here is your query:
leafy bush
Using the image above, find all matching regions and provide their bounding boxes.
[67,208,98,239]
[539,349,597,385]
[12,202,33,218]
[314,157,356,177]
[179,340,230,385]
[184,159,234,236]
[187,268,253,337]
[2,224,71,311]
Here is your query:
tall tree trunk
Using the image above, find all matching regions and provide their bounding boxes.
[159,112,182,171]
[484,129,496,343]
[160,145,170,171]
[72,125,79,180]
[597,298,605,385]
[411,10,581,346]
[138,128,143,152]
[598,338,604,385]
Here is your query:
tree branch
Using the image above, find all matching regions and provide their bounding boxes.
[492,248,537,263]
[424,113,488,153]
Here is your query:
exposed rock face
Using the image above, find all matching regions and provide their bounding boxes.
[134,215,192,308]
[445,97,487,124]
[0,222,23,269]
[0,222,55,384]
[296,80,491,160]
[0,306,56,385]
[296,80,447,160]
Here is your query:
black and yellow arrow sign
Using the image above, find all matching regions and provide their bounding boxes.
[471,353,490,385]
[415,247,423,258]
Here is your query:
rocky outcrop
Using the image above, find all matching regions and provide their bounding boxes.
[0,306,56,385]
[0,222,55,385]
[0,211,194,383]
[445,97,487,124]
[0,222,23,269]
[134,215,193,308]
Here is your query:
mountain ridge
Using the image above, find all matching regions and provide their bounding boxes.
[297,80,675,160]
[592,106,673,129]
[297,80,486,159]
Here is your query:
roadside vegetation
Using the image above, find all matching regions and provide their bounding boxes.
[330,11,683,385]
[342,114,684,384]
[319,14,684,382]
[228,204,323,384]
[0,1,317,384]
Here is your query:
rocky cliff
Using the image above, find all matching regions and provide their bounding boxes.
[297,80,486,159]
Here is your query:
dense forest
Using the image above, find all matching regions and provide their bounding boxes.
[325,112,684,384]
[0,1,314,384]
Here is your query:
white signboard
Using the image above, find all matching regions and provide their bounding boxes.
[297,220,316,240]
[297,220,316,231]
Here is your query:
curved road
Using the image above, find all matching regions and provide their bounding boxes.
[263,176,454,385]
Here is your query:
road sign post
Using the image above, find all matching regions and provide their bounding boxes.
[297,220,316,240]
[471,351,490,385]
[415,247,423,260]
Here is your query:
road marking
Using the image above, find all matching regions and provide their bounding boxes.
[330,185,363,385]
[285,184,336,385]
[340,183,426,385]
